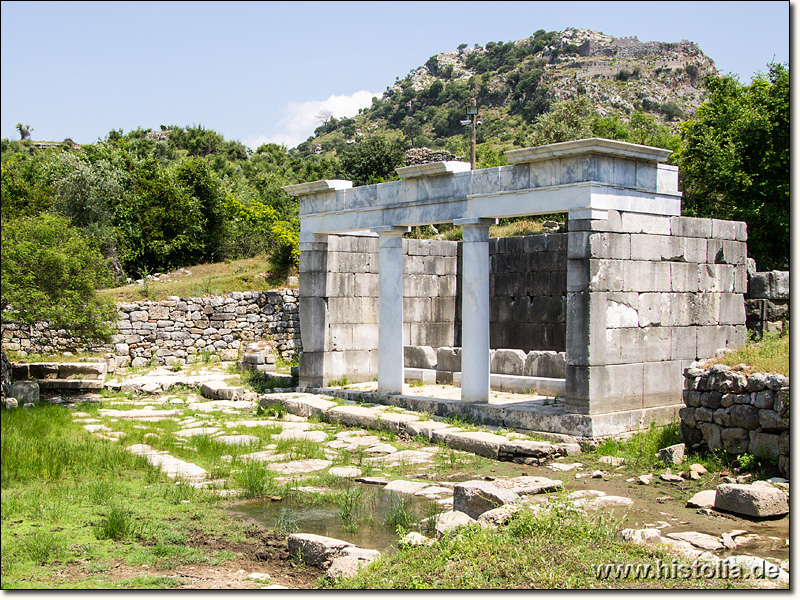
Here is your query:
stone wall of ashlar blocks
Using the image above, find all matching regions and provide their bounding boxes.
[565,210,748,419]
[298,233,570,386]
[490,233,567,352]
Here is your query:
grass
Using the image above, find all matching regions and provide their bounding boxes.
[97,255,297,303]
[702,329,789,377]
[330,501,761,589]
[0,404,259,589]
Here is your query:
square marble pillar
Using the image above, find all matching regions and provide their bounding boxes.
[456,218,494,403]
[371,226,409,394]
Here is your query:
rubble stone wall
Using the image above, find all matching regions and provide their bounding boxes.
[1,290,301,365]
[680,364,789,478]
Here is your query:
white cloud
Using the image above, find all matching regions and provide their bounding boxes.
[245,90,377,150]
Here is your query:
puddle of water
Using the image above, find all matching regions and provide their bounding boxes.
[228,484,438,552]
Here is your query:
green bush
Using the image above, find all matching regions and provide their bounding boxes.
[1,213,116,342]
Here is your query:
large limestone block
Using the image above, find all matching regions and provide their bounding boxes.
[9,382,39,404]
[288,534,351,568]
[714,483,789,518]
[453,480,519,519]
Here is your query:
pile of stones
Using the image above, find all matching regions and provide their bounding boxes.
[404,147,462,166]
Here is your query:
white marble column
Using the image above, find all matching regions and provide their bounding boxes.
[455,218,493,403]
[371,226,409,395]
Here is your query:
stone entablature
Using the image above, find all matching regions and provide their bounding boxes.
[289,138,749,437]
[680,364,789,478]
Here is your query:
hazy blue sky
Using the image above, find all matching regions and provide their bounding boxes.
[0,1,790,149]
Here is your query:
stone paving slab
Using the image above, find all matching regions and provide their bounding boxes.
[176,427,221,438]
[99,408,182,419]
[272,430,329,443]
[267,459,333,475]
[215,435,260,446]
[127,443,208,483]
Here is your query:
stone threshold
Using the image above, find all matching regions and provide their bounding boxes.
[294,384,683,440]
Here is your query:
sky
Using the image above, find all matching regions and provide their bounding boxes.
[0,1,791,150]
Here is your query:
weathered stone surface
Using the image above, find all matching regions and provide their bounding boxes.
[326,547,381,579]
[493,476,562,495]
[621,528,661,543]
[721,427,750,454]
[287,533,351,568]
[435,510,476,534]
[714,483,789,517]
[267,459,333,475]
[328,466,362,478]
[657,443,685,465]
[729,404,760,429]
[722,555,789,584]
[477,506,518,529]
[666,531,724,551]
[453,480,519,519]
[272,429,328,443]
[686,490,716,508]
[9,381,39,404]
[384,480,430,495]
[200,381,245,401]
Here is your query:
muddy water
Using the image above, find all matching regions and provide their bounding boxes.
[227,462,789,563]
[227,484,438,552]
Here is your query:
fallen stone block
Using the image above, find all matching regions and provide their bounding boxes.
[9,381,39,404]
[714,483,789,518]
[288,533,351,568]
[686,490,716,508]
[453,480,519,519]
[435,510,476,535]
[657,443,685,465]
[493,476,563,495]
[666,531,724,551]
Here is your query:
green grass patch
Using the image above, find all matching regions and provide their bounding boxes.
[331,502,756,589]
[704,330,789,377]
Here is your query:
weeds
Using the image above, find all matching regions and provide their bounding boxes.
[22,530,66,564]
[383,493,415,532]
[96,505,145,541]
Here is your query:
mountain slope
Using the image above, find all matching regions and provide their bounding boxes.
[296,28,716,158]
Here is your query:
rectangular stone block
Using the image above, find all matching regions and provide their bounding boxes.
[436,347,461,372]
[404,345,437,370]
[707,239,747,266]
[620,212,671,235]
[643,360,683,409]
[670,216,712,239]
[630,234,664,261]
[671,262,699,292]
[568,363,645,415]
[719,293,746,325]
[670,326,698,361]
[565,291,607,366]
[568,231,631,260]
[622,261,671,292]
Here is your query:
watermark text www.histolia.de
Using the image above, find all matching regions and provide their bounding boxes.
[593,559,784,581]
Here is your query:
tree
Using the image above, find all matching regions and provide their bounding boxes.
[1,214,116,342]
[15,123,33,140]
[679,64,789,270]
[340,136,403,186]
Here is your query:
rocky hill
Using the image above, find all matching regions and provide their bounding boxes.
[295,28,716,158]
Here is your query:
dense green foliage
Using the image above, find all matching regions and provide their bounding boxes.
[679,64,789,270]
[1,214,116,341]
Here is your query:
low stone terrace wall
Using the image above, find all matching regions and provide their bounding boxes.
[679,364,789,478]
[1,290,301,365]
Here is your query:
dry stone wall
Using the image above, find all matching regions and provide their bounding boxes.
[1,290,301,365]
[680,364,789,478]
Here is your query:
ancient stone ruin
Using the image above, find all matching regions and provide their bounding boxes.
[285,138,749,438]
